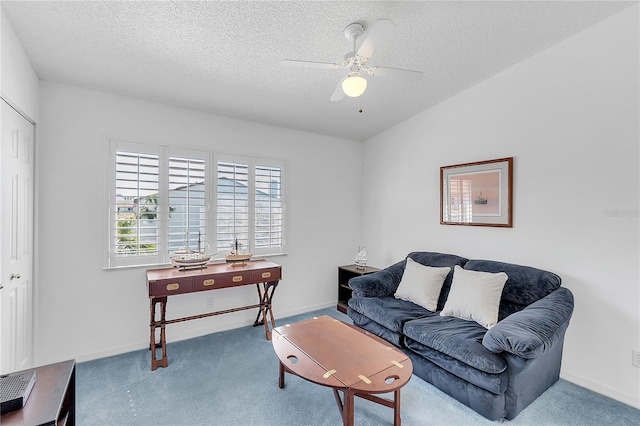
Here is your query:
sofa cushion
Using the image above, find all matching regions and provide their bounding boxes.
[348,296,434,334]
[440,266,508,329]
[394,258,451,311]
[405,252,469,311]
[463,260,562,320]
[347,308,404,348]
[403,315,507,374]
[404,337,508,395]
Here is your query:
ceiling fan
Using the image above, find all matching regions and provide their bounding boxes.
[281,19,423,102]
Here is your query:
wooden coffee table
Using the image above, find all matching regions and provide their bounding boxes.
[272,315,412,425]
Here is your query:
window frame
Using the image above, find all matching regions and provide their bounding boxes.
[214,153,286,259]
[107,140,164,268]
[105,140,286,269]
[167,147,211,256]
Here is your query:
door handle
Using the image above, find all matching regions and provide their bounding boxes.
[10,273,21,280]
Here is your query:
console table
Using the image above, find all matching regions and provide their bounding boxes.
[146,259,281,371]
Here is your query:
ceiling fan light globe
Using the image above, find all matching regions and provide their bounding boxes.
[342,74,367,97]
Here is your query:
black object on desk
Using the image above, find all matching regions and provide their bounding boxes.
[0,360,75,426]
[1,369,36,414]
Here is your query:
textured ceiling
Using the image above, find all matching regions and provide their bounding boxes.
[2,1,634,141]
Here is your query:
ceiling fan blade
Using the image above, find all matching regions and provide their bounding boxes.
[280,59,339,70]
[330,80,345,102]
[356,19,395,60]
[371,66,423,82]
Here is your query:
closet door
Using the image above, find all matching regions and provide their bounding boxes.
[1,99,35,373]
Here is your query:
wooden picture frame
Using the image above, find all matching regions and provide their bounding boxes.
[440,157,513,227]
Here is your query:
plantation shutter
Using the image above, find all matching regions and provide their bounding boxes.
[216,161,249,254]
[168,154,207,254]
[113,150,160,263]
[107,141,285,268]
[255,164,283,249]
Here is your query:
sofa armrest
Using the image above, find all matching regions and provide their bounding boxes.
[349,268,402,298]
[482,287,574,359]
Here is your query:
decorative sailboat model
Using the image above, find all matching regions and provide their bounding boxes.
[170,231,211,270]
[354,246,367,269]
[225,239,252,267]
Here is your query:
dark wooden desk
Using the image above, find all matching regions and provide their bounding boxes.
[146,259,282,370]
[1,360,76,426]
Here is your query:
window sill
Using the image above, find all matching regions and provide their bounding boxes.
[102,252,288,271]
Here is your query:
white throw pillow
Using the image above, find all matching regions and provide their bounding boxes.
[440,265,508,329]
[394,258,451,312]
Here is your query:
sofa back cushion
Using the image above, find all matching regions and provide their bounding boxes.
[463,260,562,320]
[405,252,469,311]
[394,258,452,311]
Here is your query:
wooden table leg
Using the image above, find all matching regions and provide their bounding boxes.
[150,297,168,371]
[343,389,355,426]
[149,299,156,351]
[394,389,401,426]
[265,282,277,331]
[333,389,344,413]
[253,281,278,340]
[278,361,286,389]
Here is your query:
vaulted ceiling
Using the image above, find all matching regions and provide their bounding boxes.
[2,1,633,141]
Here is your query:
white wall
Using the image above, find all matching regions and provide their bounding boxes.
[362,6,639,408]
[35,82,363,364]
[0,11,39,120]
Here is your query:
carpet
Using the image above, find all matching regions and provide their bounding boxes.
[76,307,639,425]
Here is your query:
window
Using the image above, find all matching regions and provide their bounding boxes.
[255,164,283,250]
[168,154,208,253]
[106,140,285,268]
[215,155,285,257]
[216,161,249,254]
[111,144,162,267]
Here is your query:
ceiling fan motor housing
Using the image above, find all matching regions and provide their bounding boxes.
[343,23,365,42]
[343,22,366,68]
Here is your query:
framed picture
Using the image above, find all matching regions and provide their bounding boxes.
[440,157,513,227]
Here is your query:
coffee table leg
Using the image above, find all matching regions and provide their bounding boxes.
[394,389,401,426]
[343,389,355,426]
[332,389,343,412]
[278,361,286,389]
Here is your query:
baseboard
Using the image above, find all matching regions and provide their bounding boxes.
[74,301,340,363]
[561,370,640,409]
[74,342,151,363]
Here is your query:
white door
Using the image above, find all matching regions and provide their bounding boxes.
[0,99,35,373]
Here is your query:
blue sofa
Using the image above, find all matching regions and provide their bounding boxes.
[347,252,574,420]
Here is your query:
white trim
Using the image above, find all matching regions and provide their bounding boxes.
[561,370,640,409]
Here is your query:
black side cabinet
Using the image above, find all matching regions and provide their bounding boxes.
[337,264,380,314]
